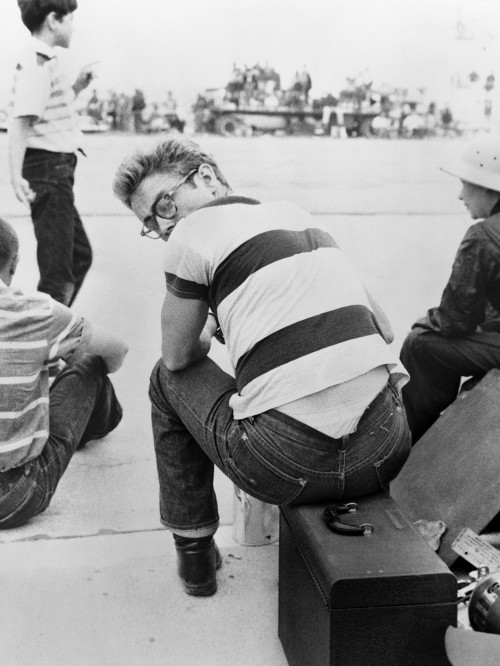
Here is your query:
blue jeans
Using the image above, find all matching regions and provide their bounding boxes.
[148,357,411,538]
[23,149,92,306]
[0,356,122,529]
[401,327,500,443]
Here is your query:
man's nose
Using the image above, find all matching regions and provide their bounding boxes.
[158,218,175,232]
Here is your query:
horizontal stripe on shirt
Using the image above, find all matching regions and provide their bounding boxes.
[162,199,409,419]
[235,305,377,391]
[165,272,208,300]
[0,307,53,319]
[0,339,47,349]
[230,334,401,419]
[0,372,41,385]
[218,247,369,367]
[0,397,49,419]
[0,430,48,453]
[211,227,338,308]
[0,279,83,469]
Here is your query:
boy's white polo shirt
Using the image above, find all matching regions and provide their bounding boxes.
[10,37,82,153]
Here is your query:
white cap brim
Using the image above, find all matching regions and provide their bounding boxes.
[440,163,500,192]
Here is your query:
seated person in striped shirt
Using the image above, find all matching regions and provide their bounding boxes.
[0,218,127,529]
[112,137,411,597]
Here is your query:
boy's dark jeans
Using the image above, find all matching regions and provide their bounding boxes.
[400,327,500,443]
[0,356,123,529]
[149,357,411,538]
[23,149,92,306]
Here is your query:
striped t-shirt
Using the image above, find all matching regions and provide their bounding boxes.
[9,37,82,153]
[164,197,405,420]
[0,280,84,471]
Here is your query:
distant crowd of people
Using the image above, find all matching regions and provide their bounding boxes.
[223,62,313,109]
[370,100,460,139]
[83,88,184,133]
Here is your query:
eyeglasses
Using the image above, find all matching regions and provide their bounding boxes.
[140,168,198,239]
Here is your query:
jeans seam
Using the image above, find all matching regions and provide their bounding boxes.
[230,430,306,486]
[346,410,403,477]
[243,421,344,477]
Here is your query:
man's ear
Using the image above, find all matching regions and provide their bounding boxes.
[197,164,217,190]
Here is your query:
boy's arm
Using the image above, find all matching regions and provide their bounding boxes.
[70,321,129,374]
[72,64,97,97]
[9,117,35,206]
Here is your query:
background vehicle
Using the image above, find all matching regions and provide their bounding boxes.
[194,88,323,137]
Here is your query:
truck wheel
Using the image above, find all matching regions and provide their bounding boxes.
[216,115,245,137]
[360,117,376,138]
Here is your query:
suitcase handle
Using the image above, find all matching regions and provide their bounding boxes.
[323,505,374,536]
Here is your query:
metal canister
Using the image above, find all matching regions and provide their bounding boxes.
[468,571,500,634]
[232,486,279,546]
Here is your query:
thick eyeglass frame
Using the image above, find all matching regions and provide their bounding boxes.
[140,168,199,239]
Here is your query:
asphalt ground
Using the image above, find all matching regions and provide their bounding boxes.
[0,132,476,665]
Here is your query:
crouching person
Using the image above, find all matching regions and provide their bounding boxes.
[401,136,500,444]
[0,218,128,528]
[112,137,411,597]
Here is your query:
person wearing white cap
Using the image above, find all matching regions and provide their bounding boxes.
[400,135,500,444]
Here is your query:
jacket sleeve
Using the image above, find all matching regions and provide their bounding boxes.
[418,226,487,337]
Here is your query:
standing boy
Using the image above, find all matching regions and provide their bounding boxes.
[9,0,95,306]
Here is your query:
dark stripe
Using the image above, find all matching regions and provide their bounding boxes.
[200,195,261,209]
[211,228,338,308]
[235,305,378,390]
[165,272,208,300]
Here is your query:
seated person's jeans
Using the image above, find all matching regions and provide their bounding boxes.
[0,356,122,529]
[149,357,411,538]
[400,327,500,442]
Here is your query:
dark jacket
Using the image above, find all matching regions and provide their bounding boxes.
[417,211,500,337]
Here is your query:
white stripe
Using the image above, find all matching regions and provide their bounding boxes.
[0,289,51,303]
[0,307,52,320]
[218,248,370,368]
[48,311,78,360]
[230,336,402,419]
[0,397,49,419]
[169,200,316,278]
[0,371,41,385]
[0,340,47,349]
[0,430,48,453]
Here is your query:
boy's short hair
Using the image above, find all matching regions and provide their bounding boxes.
[0,219,19,272]
[17,0,78,33]
[112,137,231,209]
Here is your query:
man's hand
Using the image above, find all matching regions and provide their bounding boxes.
[11,176,35,206]
[72,63,98,96]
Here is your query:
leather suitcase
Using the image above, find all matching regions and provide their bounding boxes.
[278,492,457,666]
[391,369,500,566]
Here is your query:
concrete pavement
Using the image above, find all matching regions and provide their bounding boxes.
[0,133,476,664]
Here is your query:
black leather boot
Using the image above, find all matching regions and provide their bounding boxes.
[173,535,222,597]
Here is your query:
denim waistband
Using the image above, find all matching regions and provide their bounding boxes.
[25,148,75,158]
[250,379,396,452]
